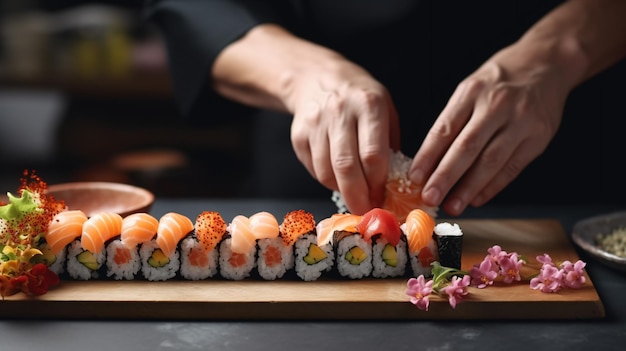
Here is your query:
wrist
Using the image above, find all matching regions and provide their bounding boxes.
[515,33,589,91]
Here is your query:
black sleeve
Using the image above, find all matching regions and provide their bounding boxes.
[143,0,289,126]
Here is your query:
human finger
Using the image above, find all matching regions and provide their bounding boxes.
[408,78,482,188]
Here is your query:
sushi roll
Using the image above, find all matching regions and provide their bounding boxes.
[179,211,227,280]
[356,208,408,279]
[402,209,439,278]
[335,230,372,279]
[330,213,372,279]
[434,222,463,269]
[106,213,158,280]
[295,213,355,281]
[67,212,122,280]
[43,210,89,275]
[140,212,193,281]
[276,210,317,280]
[251,211,290,281]
[219,215,257,280]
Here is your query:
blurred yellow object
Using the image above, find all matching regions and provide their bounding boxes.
[104,25,131,77]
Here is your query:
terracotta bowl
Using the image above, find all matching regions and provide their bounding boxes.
[46,182,155,217]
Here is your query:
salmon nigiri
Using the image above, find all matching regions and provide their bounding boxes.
[120,213,159,249]
[249,211,280,239]
[403,208,435,254]
[315,213,362,247]
[402,208,438,276]
[228,215,256,254]
[81,212,123,254]
[46,210,88,255]
[156,212,194,257]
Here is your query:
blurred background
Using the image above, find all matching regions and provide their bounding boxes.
[1,0,624,207]
[0,0,252,196]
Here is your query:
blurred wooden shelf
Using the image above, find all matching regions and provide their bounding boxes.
[0,71,173,98]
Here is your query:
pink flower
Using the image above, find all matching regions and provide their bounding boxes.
[442,275,470,308]
[499,252,524,284]
[530,263,563,293]
[469,258,498,288]
[560,260,586,289]
[405,275,434,311]
[536,253,555,266]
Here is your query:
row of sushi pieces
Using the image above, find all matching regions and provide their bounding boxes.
[39,207,463,282]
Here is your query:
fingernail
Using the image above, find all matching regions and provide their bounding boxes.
[422,187,441,205]
[448,198,464,215]
[409,169,425,185]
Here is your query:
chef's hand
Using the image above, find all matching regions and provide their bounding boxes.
[408,42,575,216]
[288,56,401,215]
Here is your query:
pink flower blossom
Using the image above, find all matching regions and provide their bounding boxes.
[499,252,524,284]
[442,275,470,308]
[405,275,434,311]
[469,258,498,288]
[560,260,587,289]
[530,263,563,293]
[536,253,555,266]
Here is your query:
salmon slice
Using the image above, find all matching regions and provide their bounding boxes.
[403,208,436,254]
[383,179,439,222]
[249,211,280,239]
[120,213,158,249]
[188,247,210,267]
[81,212,123,253]
[280,210,316,246]
[228,215,256,254]
[263,245,282,267]
[113,246,132,265]
[316,213,362,247]
[381,150,439,222]
[156,212,194,257]
[194,211,227,252]
[46,210,88,255]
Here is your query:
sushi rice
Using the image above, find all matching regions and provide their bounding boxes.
[179,236,219,280]
[293,232,334,281]
[371,235,408,278]
[335,232,373,279]
[140,239,180,281]
[106,239,141,280]
[218,236,256,280]
[66,239,106,280]
[256,237,293,280]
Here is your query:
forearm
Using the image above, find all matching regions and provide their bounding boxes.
[211,24,346,114]
[516,0,626,88]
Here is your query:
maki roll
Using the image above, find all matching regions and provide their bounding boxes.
[335,230,372,279]
[434,222,463,269]
[180,211,227,280]
[43,210,89,276]
[219,215,257,280]
[277,210,317,281]
[294,213,345,281]
[67,212,122,280]
[251,211,289,281]
[402,209,439,278]
[140,212,193,281]
[106,213,158,280]
[331,213,371,279]
[356,208,408,279]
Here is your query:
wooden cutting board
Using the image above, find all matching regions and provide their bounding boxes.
[2,219,604,320]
